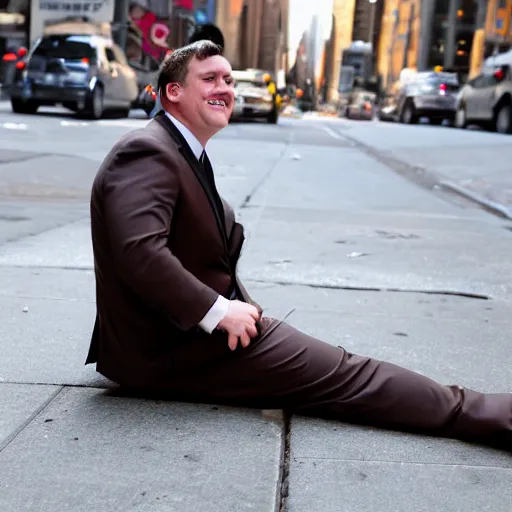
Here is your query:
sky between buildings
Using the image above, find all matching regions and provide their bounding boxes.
[288,0,333,69]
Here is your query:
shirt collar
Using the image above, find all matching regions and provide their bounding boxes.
[164,111,204,160]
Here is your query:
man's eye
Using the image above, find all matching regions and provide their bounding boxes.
[204,77,214,82]
[225,78,233,85]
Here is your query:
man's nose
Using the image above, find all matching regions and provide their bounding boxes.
[217,80,233,94]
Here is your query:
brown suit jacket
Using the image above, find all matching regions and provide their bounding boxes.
[86,112,259,387]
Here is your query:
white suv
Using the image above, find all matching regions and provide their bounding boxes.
[455,51,512,134]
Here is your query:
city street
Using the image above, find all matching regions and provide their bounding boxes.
[0,103,511,511]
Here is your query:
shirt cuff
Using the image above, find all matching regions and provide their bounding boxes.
[198,295,229,334]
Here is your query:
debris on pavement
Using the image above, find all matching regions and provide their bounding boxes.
[346,252,368,258]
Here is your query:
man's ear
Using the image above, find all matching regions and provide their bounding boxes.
[165,82,181,103]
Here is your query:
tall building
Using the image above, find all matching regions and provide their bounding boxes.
[376,0,421,89]
[215,0,289,78]
[376,0,493,89]
[323,0,384,102]
[325,0,357,102]
[480,0,512,58]
[352,0,385,54]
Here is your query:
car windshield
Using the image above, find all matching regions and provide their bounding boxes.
[416,73,459,91]
[33,36,95,61]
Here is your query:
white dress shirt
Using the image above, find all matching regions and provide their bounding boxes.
[164,112,229,334]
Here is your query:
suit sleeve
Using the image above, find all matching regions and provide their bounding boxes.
[100,137,219,331]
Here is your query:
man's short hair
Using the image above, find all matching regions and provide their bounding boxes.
[157,40,222,93]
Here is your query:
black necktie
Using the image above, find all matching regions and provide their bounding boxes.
[199,151,214,188]
[199,151,225,229]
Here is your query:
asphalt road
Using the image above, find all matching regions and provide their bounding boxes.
[0,103,511,512]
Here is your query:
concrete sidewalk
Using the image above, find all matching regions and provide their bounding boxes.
[0,127,511,511]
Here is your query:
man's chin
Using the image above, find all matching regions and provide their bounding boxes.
[210,114,230,129]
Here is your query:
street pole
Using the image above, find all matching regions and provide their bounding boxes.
[418,0,436,70]
[114,0,129,51]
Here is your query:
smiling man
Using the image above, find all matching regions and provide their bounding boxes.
[87,41,512,452]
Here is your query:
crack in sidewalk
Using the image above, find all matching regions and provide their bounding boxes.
[248,278,490,300]
[0,153,51,165]
[278,412,291,512]
[0,385,65,454]
[240,143,290,210]
[0,215,89,246]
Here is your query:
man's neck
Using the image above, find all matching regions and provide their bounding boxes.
[164,111,204,160]
[164,107,209,147]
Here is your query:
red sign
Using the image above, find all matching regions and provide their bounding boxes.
[174,0,194,9]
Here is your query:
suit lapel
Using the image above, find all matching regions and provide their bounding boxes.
[153,113,228,244]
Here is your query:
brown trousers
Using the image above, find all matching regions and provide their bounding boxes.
[163,318,512,452]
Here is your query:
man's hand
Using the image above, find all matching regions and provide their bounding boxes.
[217,300,260,351]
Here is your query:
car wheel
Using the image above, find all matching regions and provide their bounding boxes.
[455,105,467,129]
[86,86,104,120]
[495,103,512,134]
[11,98,38,115]
[400,101,417,124]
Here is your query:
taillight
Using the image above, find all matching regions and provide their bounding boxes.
[15,61,25,70]
[81,57,89,64]
[439,83,447,91]
[2,52,17,62]
[17,47,27,58]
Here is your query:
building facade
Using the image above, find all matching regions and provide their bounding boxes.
[352,0,385,56]
[324,0,385,102]
[376,0,508,89]
[376,0,421,89]
[325,0,357,102]
[482,0,512,52]
[215,0,288,78]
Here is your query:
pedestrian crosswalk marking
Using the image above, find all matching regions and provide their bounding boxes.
[60,121,89,127]
[97,119,149,128]
[1,122,27,130]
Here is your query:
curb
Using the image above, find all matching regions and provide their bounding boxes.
[440,180,512,220]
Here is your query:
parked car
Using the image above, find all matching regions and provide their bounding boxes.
[345,90,376,120]
[378,71,459,125]
[231,69,278,124]
[10,33,138,118]
[455,51,512,134]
